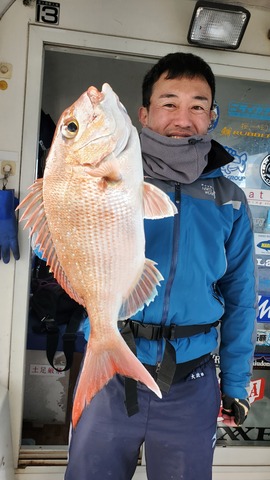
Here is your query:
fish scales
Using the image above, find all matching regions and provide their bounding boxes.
[18,83,177,427]
[45,177,143,304]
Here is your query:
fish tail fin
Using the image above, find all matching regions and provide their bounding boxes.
[72,334,162,428]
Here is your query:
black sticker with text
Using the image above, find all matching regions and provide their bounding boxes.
[36,1,60,25]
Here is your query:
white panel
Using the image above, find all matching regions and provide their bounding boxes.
[0,385,15,480]
[13,465,270,480]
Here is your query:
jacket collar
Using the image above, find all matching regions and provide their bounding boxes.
[203,140,234,173]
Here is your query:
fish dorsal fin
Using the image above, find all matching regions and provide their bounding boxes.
[118,258,163,320]
[143,182,178,219]
[18,178,85,307]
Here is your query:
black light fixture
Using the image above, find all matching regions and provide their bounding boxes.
[187,1,251,50]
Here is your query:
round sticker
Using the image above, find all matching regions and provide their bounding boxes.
[260,154,270,187]
[0,80,8,90]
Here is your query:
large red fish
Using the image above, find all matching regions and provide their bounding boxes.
[18,83,177,427]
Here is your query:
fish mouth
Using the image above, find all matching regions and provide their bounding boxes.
[75,83,131,163]
[73,85,116,153]
[87,86,104,105]
[76,86,121,153]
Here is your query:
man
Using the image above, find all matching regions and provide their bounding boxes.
[65,52,257,480]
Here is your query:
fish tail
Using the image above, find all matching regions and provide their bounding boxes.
[72,334,162,428]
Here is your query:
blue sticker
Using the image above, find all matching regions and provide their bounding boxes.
[257,295,270,323]
[222,147,248,175]
[257,240,270,252]
[221,147,247,186]
[228,102,270,121]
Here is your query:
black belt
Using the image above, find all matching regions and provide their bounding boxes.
[118,319,219,341]
[119,319,219,416]
[144,353,211,384]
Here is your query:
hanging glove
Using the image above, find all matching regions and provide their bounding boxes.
[0,189,20,264]
[222,394,250,426]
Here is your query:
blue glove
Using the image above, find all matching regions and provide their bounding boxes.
[222,394,250,426]
[0,189,20,264]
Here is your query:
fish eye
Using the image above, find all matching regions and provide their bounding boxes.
[62,118,79,138]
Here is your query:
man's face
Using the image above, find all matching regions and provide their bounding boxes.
[139,73,214,138]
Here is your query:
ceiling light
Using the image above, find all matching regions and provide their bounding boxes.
[187,1,251,50]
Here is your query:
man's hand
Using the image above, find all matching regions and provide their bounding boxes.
[222,394,250,426]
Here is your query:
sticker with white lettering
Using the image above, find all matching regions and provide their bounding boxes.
[257,295,270,323]
[36,0,60,25]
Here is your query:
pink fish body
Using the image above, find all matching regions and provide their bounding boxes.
[18,83,177,427]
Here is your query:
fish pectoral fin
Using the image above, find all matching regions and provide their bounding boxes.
[143,182,178,219]
[17,178,85,307]
[84,155,122,183]
[72,333,161,428]
[118,259,163,319]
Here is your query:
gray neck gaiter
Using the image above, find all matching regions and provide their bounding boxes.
[140,127,212,184]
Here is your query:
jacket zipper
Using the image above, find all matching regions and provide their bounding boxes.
[156,183,181,367]
[212,282,225,307]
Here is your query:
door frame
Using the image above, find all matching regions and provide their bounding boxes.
[11,23,270,468]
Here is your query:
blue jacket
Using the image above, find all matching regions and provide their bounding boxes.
[132,141,257,399]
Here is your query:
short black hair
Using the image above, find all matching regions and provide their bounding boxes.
[142,52,215,109]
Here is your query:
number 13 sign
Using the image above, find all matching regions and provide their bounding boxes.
[36,0,60,25]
